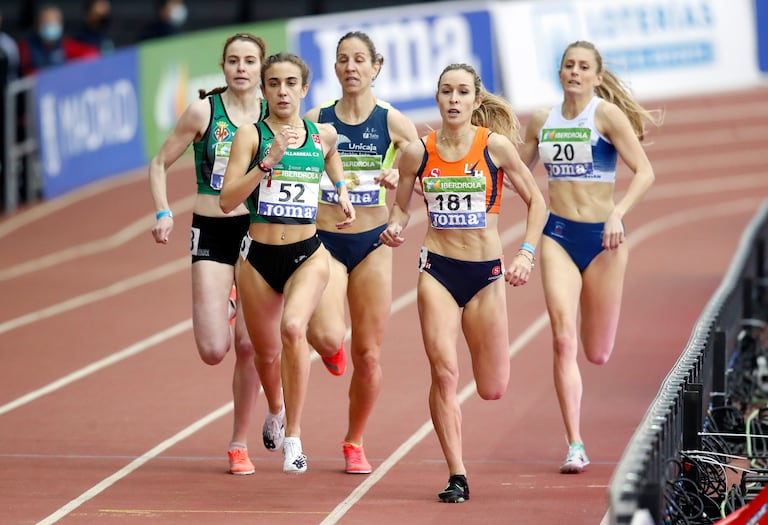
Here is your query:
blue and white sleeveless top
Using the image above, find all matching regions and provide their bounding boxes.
[538,96,618,183]
[316,100,396,207]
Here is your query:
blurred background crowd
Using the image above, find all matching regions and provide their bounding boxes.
[0,0,428,80]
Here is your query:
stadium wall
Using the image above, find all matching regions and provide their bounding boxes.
[27,0,765,199]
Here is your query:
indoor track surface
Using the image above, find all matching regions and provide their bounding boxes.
[1,87,768,524]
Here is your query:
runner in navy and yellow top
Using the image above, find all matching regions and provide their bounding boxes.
[519,41,658,475]
[381,63,546,503]
[148,33,269,477]
[220,52,354,476]
[303,31,419,475]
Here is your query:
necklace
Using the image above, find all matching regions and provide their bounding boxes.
[438,128,473,143]
[266,118,304,130]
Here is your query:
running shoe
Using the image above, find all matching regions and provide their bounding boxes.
[262,405,285,452]
[321,344,346,376]
[560,442,590,474]
[342,441,372,474]
[438,474,470,503]
[228,285,237,326]
[282,437,307,474]
[227,447,255,475]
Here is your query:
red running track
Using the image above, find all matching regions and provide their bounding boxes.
[1,87,768,525]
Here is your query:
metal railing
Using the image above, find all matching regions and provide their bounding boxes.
[2,75,40,214]
[607,201,768,524]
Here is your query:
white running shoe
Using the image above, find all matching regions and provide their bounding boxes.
[282,437,307,474]
[262,405,285,452]
[560,443,590,474]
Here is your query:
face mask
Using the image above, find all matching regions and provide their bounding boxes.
[40,23,63,42]
[169,4,187,27]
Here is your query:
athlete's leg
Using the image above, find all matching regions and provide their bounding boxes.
[229,259,260,448]
[345,245,392,445]
[418,271,464,476]
[281,246,331,438]
[306,255,348,359]
[191,260,235,365]
[541,235,584,445]
[236,258,284,417]
[462,278,510,400]
[579,245,628,365]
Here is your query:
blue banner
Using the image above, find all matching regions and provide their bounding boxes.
[289,7,497,118]
[35,48,146,198]
[758,0,768,72]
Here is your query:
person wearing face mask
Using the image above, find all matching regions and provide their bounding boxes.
[139,0,188,42]
[18,3,98,76]
[72,0,115,54]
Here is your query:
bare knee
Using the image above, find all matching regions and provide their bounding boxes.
[233,334,255,362]
[585,345,613,366]
[197,343,228,366]
[431,364,459,398]
[552,332,579,361]
[281,317,307,349]
[308,329,343,357]
[477,385,505,401]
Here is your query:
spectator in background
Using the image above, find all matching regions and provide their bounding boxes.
[0,9,20,82]
[140,0,188,42]
[72,0,114,55]
[18,3,97,76]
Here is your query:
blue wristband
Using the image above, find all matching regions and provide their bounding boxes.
[520,242,535,255]
[335,179,346,189]
[156,209,173,220]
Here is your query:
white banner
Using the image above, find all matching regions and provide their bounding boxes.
[492,0,760,112]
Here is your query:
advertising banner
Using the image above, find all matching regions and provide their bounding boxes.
[289,3,498,123]
[757,0,768,73]
[493,0,761,111]
[138,22,288,157]
[35,48,145,199]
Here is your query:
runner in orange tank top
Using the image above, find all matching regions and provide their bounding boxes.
[380,63,547,503]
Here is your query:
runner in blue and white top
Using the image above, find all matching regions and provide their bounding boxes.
[520,40,661,476]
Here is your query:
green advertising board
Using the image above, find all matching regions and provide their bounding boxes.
[138,22,287,157]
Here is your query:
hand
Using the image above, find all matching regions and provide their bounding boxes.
[504,250,534,287]
[336,194,355,229]
[379,224,405,247]
[374,168,399,190]
[602,216,625,250]
[270,125,299,160]
[151,216,174,244]
[412,179,424,197]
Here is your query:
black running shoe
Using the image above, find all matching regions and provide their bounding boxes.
[438,474,470,503]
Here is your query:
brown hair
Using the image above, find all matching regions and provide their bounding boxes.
[336,31,384,80]
[560,40,662,141]
[438,63,521,144]
[198,33,267,99]
[261,52,311,87]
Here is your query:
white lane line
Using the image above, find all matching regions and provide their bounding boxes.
[35,401,233,525]
[320,196,766,525]
[32,197,765,524]
[0,320,191,416]
[0,194,195,281]
[4,170,763,284]
[0,171,145,239]
[0,258,189,335]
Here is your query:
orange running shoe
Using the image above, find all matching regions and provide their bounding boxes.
[343,441,372,474]
[321,344,346,376]
[228,285,237,326]
[227,447,255,475]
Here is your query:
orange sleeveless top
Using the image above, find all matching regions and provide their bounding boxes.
[418,128,503,229]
